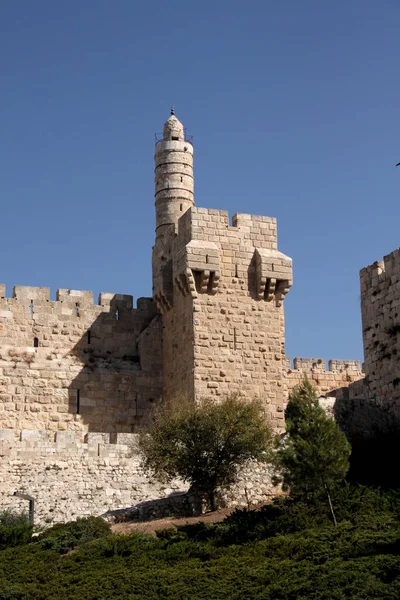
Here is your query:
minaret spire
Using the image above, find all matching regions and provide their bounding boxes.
[152,112,194,295]
[154,112,194,235]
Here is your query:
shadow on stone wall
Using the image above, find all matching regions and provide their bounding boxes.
[67,296,162,433]
[334,394,400,488]
[101,492,196,524]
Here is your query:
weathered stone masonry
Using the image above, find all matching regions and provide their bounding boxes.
[360,249,400,405]
[0,285,162,433]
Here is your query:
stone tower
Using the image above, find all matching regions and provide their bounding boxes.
[153,112,293,429]
[360,249,400,406]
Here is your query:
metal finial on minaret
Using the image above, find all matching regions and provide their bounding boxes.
[170,106,175,115]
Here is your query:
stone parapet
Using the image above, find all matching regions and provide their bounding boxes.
[287,357,364,397]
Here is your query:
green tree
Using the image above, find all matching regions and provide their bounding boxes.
[139,395,274,511]
[275,378,351,525]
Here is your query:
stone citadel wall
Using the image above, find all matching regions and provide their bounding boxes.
[0,429,278,526]
[0,285,162,434]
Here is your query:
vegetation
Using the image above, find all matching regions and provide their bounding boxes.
[274,379,351,525]
[0,486,400,598]
[37,516,111,554]
[1,388,399,597]
[140,395,274,510]
[0,510,32,551]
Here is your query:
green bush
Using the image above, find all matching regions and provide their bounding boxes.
[0,524,33,550]
[0,510,33,551]
[0,510,29,528]
[0,487,399,598]
[37,516,111,554]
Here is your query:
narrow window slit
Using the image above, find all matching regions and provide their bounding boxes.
[33,337,39,348]
[115,309,119,321]
[235,264,238,278]
[180,203,183,211]
[206,255,209,264]
[75,303,80,317]
[76,389,80,414]
[29,301,34,316]
[233,328,237,350]
[87,330,91,344]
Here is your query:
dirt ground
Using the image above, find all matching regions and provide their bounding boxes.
[111,505,255,536]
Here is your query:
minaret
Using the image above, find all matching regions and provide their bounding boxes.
[154,110,194,237]
[153,111,194,298]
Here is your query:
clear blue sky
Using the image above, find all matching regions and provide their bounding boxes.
[1,0,399,364]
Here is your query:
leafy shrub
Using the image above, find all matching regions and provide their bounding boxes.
[0,524,33,550]
[0,510,29,528]
[156,485,400,547]
[1,487,400,598]
[37,516,111,554]
[98,532,160,558]
[0,587,27,600]
[0,510,32,551]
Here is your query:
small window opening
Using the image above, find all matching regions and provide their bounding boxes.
[233,328,237,350]
[75,303,80,317]
[33,337,39,348]
[171,136,179,141]
[206,255,209,264]
[87,330,91,344]
[235,264,238,278]
[180,176,183,182]
[76,389,80,414]
[115,309,119,321]
[29,301,34,316]
[180,203,183,211]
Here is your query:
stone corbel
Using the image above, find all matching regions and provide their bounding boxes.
[153,260,173,314]
[254,248,292,306]
[175,269,198,298]
[174,241,220,298]
[154,291,171,315]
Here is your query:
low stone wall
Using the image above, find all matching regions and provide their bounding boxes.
[0,430,278,526]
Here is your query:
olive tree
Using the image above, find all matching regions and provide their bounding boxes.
[139,395,274,511]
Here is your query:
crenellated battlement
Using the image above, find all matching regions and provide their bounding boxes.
[0,429,140,453]
[177,207,278,249]
[360,248,400,292]
[0,285,155,312]
[288,357,362,373]
[287,356,364,398]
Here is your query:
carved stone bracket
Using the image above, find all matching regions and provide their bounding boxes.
[254,248,292,306]
[175,269,198,298]
[174,241,221,298]
[154,291,172,315]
